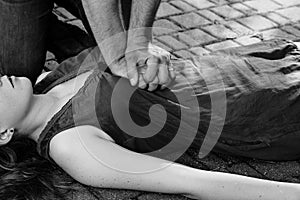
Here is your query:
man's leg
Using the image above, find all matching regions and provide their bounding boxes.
[120,0,132,30]
[0,0,53,84]
[53,0,95,41]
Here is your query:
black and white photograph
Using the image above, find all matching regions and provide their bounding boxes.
[0,0,300,199]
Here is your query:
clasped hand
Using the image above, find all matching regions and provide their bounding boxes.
[110,43,176,91]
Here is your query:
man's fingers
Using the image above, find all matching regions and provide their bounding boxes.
[169,63,176,80]
[138,74,147,89]
[127,61,139,86]
[148,77,159,92]
[143,56,159,83]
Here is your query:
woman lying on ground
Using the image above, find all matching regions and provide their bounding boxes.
[1,39,300,200]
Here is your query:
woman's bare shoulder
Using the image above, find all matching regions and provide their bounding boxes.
[49,125,115,160]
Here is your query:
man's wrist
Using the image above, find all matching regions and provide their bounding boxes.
[127,28,153,46]
[98,31,127,65]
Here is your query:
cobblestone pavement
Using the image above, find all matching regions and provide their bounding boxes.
[47,0,300,199]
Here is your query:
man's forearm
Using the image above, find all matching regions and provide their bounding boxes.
[82,0,127,64]
[127,0,161,47]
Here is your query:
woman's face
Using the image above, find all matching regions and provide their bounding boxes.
[0,75,33,130]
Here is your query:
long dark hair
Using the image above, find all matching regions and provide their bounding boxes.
[0,136,75,200]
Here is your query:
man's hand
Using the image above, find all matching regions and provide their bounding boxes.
[125,43,176,91]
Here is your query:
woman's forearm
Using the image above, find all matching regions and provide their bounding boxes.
[186,168,300,200]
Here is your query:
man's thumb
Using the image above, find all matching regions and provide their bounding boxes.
[127,63,139,86]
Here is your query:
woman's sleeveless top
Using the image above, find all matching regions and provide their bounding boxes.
[34,39,300,162]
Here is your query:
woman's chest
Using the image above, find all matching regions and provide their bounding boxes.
[47,71,93,99]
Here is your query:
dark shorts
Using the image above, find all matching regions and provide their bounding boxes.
[0,0,100,83]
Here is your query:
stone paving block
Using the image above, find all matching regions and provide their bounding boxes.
[231,2,255,15]
[243,0,281,13]
[157,35,188,50]
[247,160,300,182]
[176,153,211,170]
[196,153,229,172]
[153,39,173,52]
[210,0,228,5]
[272,0,300,7]
[153,19,182,36]
[234,35,262,46]
[205,40,240,51]
[265,12,291,25]
[198,10,224,23]
[202,24,238,39]
[211,5,244,19]
[68,184,98,200]
[227,162,264,178]
[282,25,300,38]
[156,2,182,18]
[173,50,195,58]
[175,29,217,46]
[89,188,142,200]
[224,21,254,37]
[226,0,244,3]
[183,0,215,9]
[276,7,300,22]
[238,15,278,31]
[170,13,210,29]
[294,24,300,30]
[261,28,296,41]
[138,193,189,200]
[190,47,211,55]
[170,0,196,12]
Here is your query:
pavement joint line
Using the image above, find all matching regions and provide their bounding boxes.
[169,0,194,12]
[269,0,285,6]
[274,11,294,20]
[232,3,257,16]
[156,10,300,31]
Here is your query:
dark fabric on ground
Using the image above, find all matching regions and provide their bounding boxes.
[35,39,300,163]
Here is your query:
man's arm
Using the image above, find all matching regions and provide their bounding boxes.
[81,0,127,67]
[125,0,175,91]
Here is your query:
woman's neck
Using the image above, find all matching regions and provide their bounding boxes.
[16,70,93,142]
[16,93,62,142]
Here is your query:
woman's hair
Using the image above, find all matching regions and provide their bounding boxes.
[0,135,75,200]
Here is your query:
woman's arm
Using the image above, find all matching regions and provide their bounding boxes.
[49,126,300,200]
